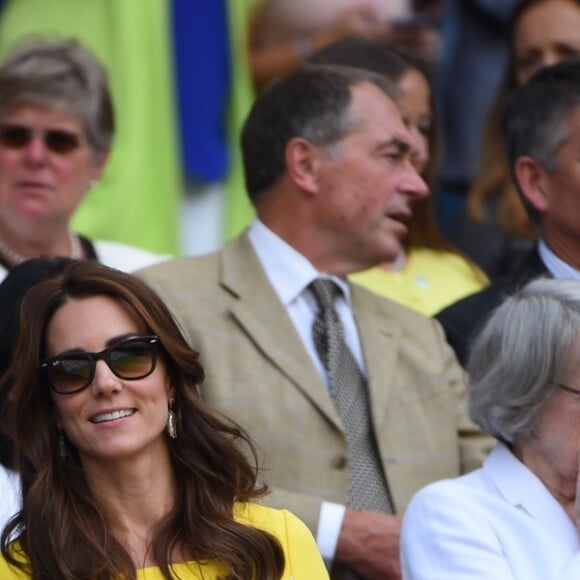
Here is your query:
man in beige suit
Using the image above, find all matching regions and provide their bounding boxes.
[138,65,488,579]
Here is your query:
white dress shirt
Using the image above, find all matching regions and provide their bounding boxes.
[248,218,369,564]
[538,239,580,280]
[401,443,580,579]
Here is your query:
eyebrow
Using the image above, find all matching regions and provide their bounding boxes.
[377,137,412,155]
[51,333,138,357]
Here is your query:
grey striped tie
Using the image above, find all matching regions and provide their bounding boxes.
[310,278,392,513]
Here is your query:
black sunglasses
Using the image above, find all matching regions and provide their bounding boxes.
[0,124,82,154]
[40,335,159,395]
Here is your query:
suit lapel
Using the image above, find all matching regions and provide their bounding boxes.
[484,443,578,547]
[350,285,401,431]
[220,234,342,430]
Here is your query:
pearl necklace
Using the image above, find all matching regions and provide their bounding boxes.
[0,231,82,266]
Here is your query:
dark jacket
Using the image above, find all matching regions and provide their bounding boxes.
[435,245,548,366]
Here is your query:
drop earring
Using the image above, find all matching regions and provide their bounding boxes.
[166,398,177,440]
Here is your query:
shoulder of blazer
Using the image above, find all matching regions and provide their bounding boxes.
[349,281,440,344]
[350,280,435,321]
[436,244,547,328]
[136,234,254,296]
[434,246,546,365]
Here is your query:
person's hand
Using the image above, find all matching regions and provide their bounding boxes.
[335,509,402,579]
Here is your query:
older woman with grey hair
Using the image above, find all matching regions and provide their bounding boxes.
[0,37,165,282]
[401,277,580,579]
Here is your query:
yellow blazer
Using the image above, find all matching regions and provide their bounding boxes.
[138,233,492,532]
[0,503,328,579]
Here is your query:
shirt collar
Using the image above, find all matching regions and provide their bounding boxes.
[247,219,352,306]
[538,239,580,280]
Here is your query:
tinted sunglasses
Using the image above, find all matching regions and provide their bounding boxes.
[40,335,159,395]
[0,124,82,154]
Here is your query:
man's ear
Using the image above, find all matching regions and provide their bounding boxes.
[284,137,324,195]
[514,155,550,213]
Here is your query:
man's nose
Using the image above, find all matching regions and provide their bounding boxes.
[402,160,429,199]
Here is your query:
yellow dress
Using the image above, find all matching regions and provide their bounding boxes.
[350,247,488,316]
[0,503,329,579]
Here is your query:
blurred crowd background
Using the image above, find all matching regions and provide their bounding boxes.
[0,0,566,264]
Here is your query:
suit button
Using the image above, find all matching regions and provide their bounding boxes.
[332,454,348,470]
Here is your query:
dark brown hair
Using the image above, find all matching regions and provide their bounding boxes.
[0,261,284,579]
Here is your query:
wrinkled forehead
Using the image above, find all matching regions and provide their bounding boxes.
[350,81,405,122]
[349,82,413,140]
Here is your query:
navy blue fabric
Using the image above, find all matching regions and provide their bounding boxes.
[170,0,230,182]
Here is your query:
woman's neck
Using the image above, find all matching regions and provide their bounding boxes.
[0,221,82,266]
[82,448,178,568]
[513,440,577,521]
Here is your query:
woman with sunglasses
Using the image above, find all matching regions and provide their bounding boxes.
[0,37,166,282]
[0,260,327,579]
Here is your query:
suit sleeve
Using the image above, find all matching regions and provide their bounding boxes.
[430,318,495,473]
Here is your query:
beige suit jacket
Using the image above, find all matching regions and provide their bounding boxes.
[137,233,491,532]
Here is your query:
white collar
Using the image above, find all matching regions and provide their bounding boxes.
[484,443,578,545]
[538,239,580,280]
[247,219,352,306]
